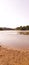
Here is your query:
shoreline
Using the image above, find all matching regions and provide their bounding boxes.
[0,44,29,50]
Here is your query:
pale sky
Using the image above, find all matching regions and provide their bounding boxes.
[0,0,29,28]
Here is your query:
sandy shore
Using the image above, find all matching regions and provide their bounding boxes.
[0,46,29,65]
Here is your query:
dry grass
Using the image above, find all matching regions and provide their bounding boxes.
[0,46,29,65]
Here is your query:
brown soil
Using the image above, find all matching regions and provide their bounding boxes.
[0,46,29,65]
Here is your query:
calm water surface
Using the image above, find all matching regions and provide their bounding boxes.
[0,30,29,49]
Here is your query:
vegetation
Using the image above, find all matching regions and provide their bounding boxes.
[16,25,29,30]
[0,27,14,30]
[0,25,29,30]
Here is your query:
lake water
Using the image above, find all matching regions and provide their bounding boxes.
[0,30,29,49]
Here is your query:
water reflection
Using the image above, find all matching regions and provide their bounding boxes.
[17,31,29,35]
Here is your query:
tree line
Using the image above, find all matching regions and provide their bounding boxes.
[16,25,29,30]
[0,25,29,30]
[0,27,14,30]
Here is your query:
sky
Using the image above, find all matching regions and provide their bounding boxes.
[0,0,29,28]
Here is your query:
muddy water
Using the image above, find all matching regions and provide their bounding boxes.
[0,30,29,49]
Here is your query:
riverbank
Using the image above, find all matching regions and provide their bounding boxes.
[0,46,29,65]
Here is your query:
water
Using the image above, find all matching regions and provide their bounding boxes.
[0,30,29,49]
